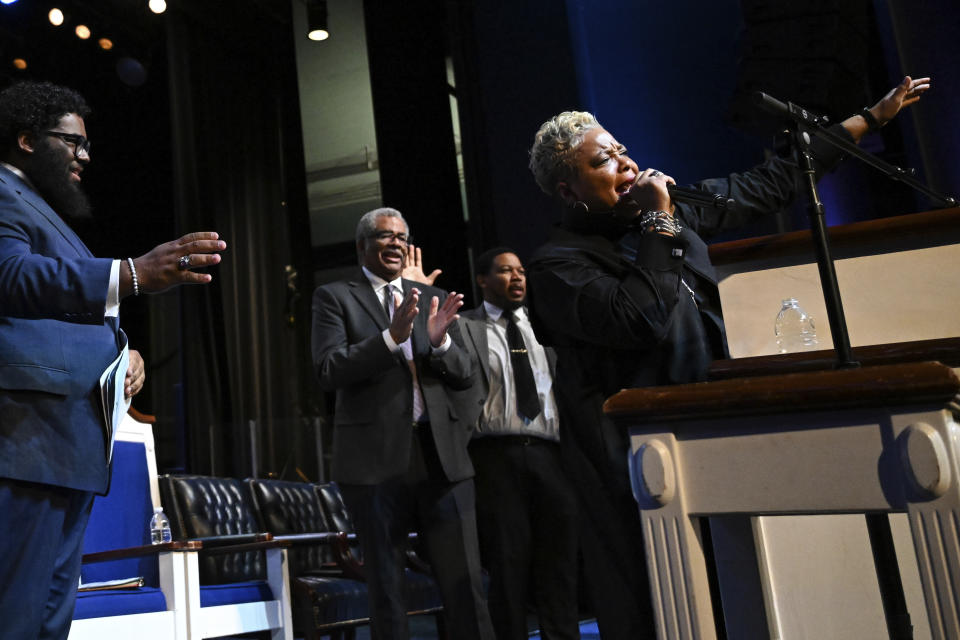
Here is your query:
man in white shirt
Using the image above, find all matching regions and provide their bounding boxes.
[460,248,580,640]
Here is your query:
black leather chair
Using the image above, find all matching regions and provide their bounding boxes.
[247,478,370,640]
[158,474,294,639]
[314,483,446,633]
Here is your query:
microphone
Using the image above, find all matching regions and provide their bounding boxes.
[667,184,736,210]
[619,174,735,212]
[753,91,829,127]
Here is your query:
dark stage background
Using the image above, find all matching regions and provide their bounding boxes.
[1,0,957,481]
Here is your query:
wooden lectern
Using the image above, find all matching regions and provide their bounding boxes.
[608,208,960,639]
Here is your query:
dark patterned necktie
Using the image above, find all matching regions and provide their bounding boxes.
[505,312,541,421]
[382,285,393,321]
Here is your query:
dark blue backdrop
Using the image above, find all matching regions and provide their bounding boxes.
[563,0,959,230]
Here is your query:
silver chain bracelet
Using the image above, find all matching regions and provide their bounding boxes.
[638,210,682,236]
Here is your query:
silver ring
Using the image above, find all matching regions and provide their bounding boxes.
[177,255,191,270]
[650,170,662,177]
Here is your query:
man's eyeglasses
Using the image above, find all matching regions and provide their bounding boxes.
[371,231,411,245]
[43,131,91,159]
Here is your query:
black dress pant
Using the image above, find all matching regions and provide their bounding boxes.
[470,435,580,640]
[340,425,494,640]
[565,416,657,640]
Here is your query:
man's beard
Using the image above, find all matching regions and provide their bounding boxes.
[25,140,92,223]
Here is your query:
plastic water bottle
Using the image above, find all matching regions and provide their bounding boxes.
[149,506,172,544]
[775,298,818,353]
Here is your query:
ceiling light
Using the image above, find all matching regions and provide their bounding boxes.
[306,0,329,41]
[98,38,113,50]
[48,8,64,25]
[148,0,166,14]
[75,24,91,39]
[12,58,27,70]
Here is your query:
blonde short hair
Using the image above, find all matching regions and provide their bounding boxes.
[528,111,601,195]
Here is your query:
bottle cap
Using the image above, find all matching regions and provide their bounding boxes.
[153,506,163,513]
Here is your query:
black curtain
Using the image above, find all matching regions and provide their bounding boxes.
[362,0,472,297]
[444,0,581,266]
[150,1,316,480]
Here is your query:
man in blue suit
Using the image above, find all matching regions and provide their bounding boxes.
[0,81,226,639]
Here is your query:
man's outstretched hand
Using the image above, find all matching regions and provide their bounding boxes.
[123,232,226,297]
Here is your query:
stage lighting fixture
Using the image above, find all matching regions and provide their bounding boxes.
[48,8,65,25]
[75,24,91,39]
[98,38,113,50]
[12,58,27,70]
[1,0,20,6]
[306,0,329,41]
[148,0,166,14]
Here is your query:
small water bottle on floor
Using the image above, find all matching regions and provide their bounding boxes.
[775,298,818,353]
[150,506,172,544]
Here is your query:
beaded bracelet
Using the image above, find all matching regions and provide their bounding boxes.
[638,210,683,236]
[126,257,140,296]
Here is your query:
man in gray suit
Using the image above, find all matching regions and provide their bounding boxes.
[460,248,580,640]
[311,207,493,640]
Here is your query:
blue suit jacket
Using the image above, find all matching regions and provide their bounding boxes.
[0,165,121,494]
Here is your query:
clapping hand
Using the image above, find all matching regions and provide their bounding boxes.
[388,287,420,344]
[427,291,464,348]
[402,244,442,285]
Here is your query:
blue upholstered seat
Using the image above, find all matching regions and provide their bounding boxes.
[68,413,190,640]
[74,587,167,619]
[76,440,166,618]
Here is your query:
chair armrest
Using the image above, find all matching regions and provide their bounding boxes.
[197,534,296,556]
[272,532,345,546]
[330,533,365,581]
[282,530,364,580]
[187,533,273,548]
[273,532,365,580]
[82,540,201,563]
[203,540,291,555]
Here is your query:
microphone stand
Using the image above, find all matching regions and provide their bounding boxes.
[754,92,958,640]
[755,92,957,371]
[793,123,859,369]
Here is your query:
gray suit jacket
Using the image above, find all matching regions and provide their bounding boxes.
[311,270,482,484]
[459,304,558,429]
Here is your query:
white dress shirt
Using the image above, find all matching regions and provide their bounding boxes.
[477,301,559,441]
[362,266,452,423]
